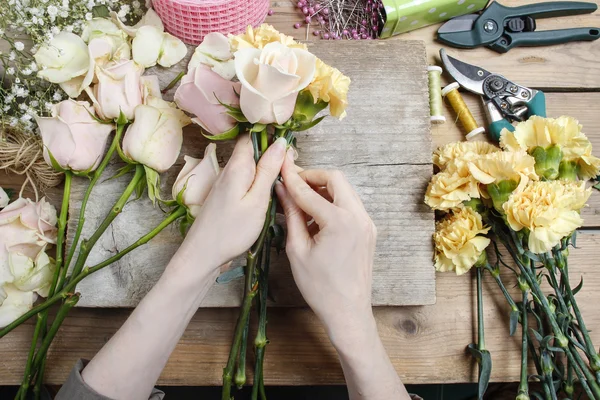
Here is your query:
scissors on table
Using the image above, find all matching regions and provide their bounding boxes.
[440,48,547,142]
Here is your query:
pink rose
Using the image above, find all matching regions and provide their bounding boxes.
[174,65,241,136]
[172,143,220,217]
[36,100,114,172]
[234,41,316,124]
[88,60,144,120]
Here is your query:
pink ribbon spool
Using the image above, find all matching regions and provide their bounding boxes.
[153,0,270,45]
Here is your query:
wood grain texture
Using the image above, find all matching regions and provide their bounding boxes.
[67,40,436,307]
[2,0,600,387]
[2,232,600,385]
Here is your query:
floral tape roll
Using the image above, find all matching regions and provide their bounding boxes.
[428,66,445,125]
[153,0,270,45]
[442,82,485,140]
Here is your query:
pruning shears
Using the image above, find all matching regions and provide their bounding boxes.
[437,1,600,53]
[440,48,547,142]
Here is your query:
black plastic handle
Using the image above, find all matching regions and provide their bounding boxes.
[495,1,598,19]
[491,27,600,52]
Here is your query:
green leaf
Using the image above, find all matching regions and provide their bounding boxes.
[509,309,519,336]
[572,276,584,295]
[226,110,249,123]
[250,123,267,133]
[571,230,578,248]
[144,166,161,205]
[92,4,110,18]
[270,224,285,254]
[214,94,242,113]
[106,164,135,181]
[116,110,128,125]
[134,176,147,201]
[216,266,245,284]
[116,140,135,164]
[44,146,67,173]
[84,106,113,125]
[294,115,327,132]
[204,124,240,141]
[467,344,491,400]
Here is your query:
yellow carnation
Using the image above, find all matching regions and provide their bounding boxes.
[306,58,351,119]
[229,24,307,52]
[468,151,539,192]
[425,160,480,211]
[433,141,501,170]
[500,115,600,180]
[503,181,590,253]
[434,207,491,275]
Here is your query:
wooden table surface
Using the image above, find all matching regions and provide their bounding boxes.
[2,0,600,386]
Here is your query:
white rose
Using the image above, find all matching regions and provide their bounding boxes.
[234,41,316,124]
[82,18,131,65]
[122,97,191,172]
[34,32,94,97]
[188,32,235,80]
[0,285,36,329]
[132,25,187,68]
[110,8,164,37]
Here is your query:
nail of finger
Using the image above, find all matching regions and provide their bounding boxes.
[270,137,287,156]
[286,147,295,161]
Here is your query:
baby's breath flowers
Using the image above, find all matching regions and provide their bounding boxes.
[0,0,142,130]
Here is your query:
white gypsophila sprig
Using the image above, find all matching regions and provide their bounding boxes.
[0,0,143,131]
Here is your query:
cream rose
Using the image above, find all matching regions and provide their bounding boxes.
[122,97,191,172]
[433,141,501,170]
[503,180,590,253]
[132,25,187,68]
[0,285,36,329]
[188,32,235,80]
[110,9,164,37]
[434,207,490,275]
[425,160,480,211]
[172,144,220,217]
[36,100,114,172]
[87,60,144,121]
[34,32,95,97]
[234,41,317,124]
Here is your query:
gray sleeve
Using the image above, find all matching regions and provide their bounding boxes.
[56,359,165,400]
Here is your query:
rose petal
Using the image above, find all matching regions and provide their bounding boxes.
[132,25,164,68]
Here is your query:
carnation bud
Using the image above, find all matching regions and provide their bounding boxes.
[558,160,578,181]
[292,89,328,124]
[531,145,562,180]
[487,179,518,213]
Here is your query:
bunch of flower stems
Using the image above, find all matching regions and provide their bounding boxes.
[221,128,293,400]
[0,122,187,400]
[474,212,600,400]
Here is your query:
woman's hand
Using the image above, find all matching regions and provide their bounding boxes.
[178,134,287,272]
[275,152,377,337]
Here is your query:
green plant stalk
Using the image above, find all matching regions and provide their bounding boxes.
[0,207,186,339]
[565,345,598,400]
[68,164,144,281]
[518,290,529,398]
[252,222,274,400]
[60,123,125,288]
[483,264,519,313]
[19,171,72,400]
[20,294,80,396]
[560,258,600,371]
[569,343,599,395]
[476,267,485,351]
[161,71,185,93]
[32,357,46,400]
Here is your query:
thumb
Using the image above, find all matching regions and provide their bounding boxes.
[247,137,287,203]
[275,181,310,253]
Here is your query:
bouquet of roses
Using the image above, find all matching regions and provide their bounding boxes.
[425,116,600,399]
[172,24,350,399]
[0,9,350,398]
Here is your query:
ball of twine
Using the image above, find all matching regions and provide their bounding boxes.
[0,127,63,195]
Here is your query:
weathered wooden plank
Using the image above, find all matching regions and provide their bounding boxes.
[2,232,600,385]
[67,40,436,307]
[270,0,600,89]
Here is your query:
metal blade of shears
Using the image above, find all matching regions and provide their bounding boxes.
[439,49,490,95]
[437,14,479,34]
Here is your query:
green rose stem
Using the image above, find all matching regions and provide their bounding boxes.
[252,202,276,400]
[17,171,72,399]
[59,122,126,289]
[0,206,186,339]
[68,163,145,282]
[517,290,529,400]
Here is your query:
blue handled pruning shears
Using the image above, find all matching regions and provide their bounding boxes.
[439,48,547,142]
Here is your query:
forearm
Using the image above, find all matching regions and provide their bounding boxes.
[81,243,217,400]
[325,311,411,400]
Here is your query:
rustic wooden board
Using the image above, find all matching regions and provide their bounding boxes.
[67,40,436,308]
